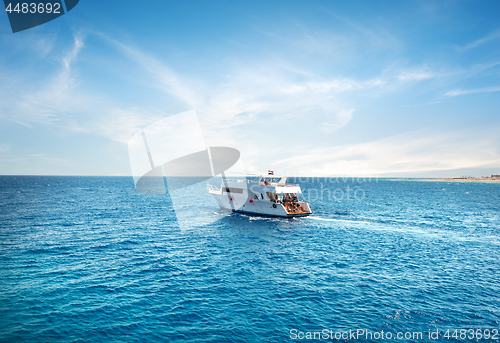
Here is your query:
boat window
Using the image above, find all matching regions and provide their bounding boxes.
[261,193,264,199]
[223,187,244,194]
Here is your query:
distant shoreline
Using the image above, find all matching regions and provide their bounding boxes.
[408,178,500,183]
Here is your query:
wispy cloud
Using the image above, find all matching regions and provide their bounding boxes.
[62,34,84,71]
[445,86,500,96]
[280,78,385,94]
[2,20,499,176]
[98,35,385,142]
[1,30,365,150]
[457,28,500,51]
[8,25,497,154]
[0,33,173,144]
[102,35,199,109]
[320,109,354,134]
[0,34,85,127]
[0,143,12,153]
[320,9,402,50]
[397,67,436,82]
[273,128,500,176]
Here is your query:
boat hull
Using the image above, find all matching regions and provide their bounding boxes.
[233,209,312,218]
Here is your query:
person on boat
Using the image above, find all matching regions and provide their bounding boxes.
[292,194,298,202]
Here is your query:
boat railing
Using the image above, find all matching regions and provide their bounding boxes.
[223,177,298,187]
[210,177,299,188]
[222,178,248,184]
[206,183,221,192]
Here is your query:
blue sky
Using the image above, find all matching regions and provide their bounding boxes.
[1,0,500,176]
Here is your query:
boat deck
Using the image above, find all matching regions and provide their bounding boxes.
[284,201,312,215]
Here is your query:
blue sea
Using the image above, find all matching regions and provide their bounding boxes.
[1,176,499,342]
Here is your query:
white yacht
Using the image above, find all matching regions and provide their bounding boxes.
[207,173,312,217]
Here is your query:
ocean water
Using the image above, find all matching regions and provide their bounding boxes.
[1,176,499,342]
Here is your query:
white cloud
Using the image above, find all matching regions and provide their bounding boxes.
[3,27,499,176]
[281,78,385,94]
[104,37,199,109]
[320,109,354,134]
[99,38,377,145]
[1,31,365,154]
[458,29,500,51]
[0,34,85,127]
[445,86,500,97]
[0,33,175,144]
[273,128,500,176]
[397,67,436,82]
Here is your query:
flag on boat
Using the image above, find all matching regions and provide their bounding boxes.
[268,170,274,175]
